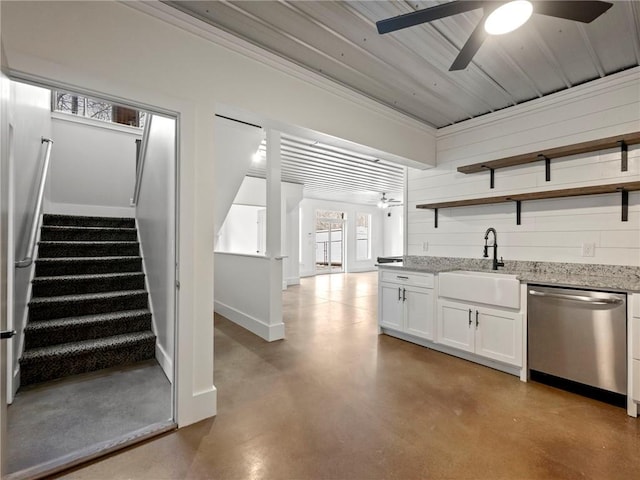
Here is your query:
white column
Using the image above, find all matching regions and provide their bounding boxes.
[265,129,284,340]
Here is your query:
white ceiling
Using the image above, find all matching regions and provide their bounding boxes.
[247,133,406,205]
[166,0,640,128]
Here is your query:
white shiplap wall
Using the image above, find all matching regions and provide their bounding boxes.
[407,68,640,266]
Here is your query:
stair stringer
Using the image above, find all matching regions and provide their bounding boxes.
[135,217,173,383]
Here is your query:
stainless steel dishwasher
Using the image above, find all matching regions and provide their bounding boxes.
[528,285,627,404]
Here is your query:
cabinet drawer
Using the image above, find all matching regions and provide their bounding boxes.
[634,359,640,402]
[633,316,640,360]
[380,270,434,288]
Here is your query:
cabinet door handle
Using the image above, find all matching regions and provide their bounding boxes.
[398,287,401,301]
[475,310,479,329]
[468,309,472,327]
[402,288,407,302]
[396,275,409,280]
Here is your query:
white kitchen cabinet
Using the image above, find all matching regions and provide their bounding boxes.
[437,299,523,367]
[378,270,435,341]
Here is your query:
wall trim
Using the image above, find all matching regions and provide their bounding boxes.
[177,387,217,428]
[52,112,143,136]
[45,201,135,218]
[125,1,434,134]
[214,300,284,342]
[155,343,173,383]
[437,67,640,139]
[286,276,300,286]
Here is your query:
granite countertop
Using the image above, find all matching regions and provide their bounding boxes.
[377,257,640,292]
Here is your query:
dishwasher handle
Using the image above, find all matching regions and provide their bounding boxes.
[528,289,623,305]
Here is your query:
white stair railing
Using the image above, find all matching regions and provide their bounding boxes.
[131,114,153,206]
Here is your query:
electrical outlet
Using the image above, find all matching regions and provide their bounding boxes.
[422,241,429,252]
[581,242,595,257]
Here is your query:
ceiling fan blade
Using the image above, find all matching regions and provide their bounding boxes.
[449,16,488,71]
[533,1,613,23]
[376,1,485,34]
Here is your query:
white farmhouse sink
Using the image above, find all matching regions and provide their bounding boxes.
[438,270,520,309]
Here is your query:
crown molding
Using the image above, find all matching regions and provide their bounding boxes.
[123,1,435,135]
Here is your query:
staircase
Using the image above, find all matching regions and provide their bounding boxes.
[19,214,156,387]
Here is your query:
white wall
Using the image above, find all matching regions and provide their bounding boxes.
[10,82,51,392]
[47,114,139,217]
[136,115,176,382]
[216,204,264,255]
[408,69,640,266]
[1,0,436,427]
[382,206,404,257]
[219,176,304,284]
[213,117,264,240]
[299,198,384,276]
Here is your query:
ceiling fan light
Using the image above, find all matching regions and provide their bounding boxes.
[484,0,533,35]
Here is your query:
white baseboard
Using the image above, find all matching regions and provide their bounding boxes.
[286,276,300,286]
[155,343,173,383]
[11,366,21,403]
[177,386,217,428]
[45,201,134,218]
[214,300,284,341]
[348,266,377,273]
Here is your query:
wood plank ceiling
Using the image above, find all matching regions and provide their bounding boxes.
[247,133,406,205]
[166,0,639,203]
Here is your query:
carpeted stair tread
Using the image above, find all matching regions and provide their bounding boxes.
[20,214,154,386]
[32,272,145,297]
[20,331,156,365]
[25,309,151,332]
[37,241,140,258]
[19,330,156,386]
[24,309,152,349]
[30,289,147,307]
[43,214,135,228]
[35,256,142,276]
[28,290,148,321]
[40,226,137,241]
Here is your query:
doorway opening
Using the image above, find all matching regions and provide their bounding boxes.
[315,210,345,274]
[4,80,177,477]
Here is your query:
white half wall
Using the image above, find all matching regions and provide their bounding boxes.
[299,198,384,277]
[136,115,176,382]
[47,113,139,217]
[408,69,640,266]
[214,252,284,341]
[10,81,51,394]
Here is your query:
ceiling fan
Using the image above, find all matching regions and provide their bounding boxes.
[376,1,613,71]
[378,193,402,208]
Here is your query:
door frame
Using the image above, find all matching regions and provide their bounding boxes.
[3,73,181,475]
[314,214,345,275]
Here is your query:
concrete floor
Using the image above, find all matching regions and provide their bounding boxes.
[60,271,640,479]
[8,359,171,474]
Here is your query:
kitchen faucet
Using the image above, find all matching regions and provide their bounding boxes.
[483,227,505,270]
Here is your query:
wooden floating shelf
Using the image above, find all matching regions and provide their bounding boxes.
[416,181,640,210]
[457,131,640,174]
[417,181,640,227]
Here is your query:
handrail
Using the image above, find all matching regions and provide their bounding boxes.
[131,114,153,206]
[16,137,54,268]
